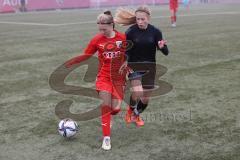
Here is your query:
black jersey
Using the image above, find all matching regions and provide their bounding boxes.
[126,24,168,62]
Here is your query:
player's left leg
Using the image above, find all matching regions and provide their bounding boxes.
[125,79,143,124]
[173,1,179,26]
[110,98,122,129]
[133,66,155,127]
[111,99,121,115]
[170,0,178,27]
[137,89,152,113]
[170,9,177,27]
[170,9,175,26]
[111,84,125,115]
[133,89,153,127]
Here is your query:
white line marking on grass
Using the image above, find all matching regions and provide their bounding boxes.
[54,20,96,26]
[0,20,97,26]
[0,11,239,26]
[0,21,59,26]
[152,11,240,19]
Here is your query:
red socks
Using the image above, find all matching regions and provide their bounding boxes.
[171,15,176,23]
[171,16,175,24]
[101,105,121,136]
[171,9,177,24]
[101,105,111,137]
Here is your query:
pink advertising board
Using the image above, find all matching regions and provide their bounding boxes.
[1,0,240,13]
[0,0,90,13]
[89,0,169,7]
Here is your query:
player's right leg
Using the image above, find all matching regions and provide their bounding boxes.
[98,91,112,150]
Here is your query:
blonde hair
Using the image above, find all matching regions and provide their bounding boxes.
[135,5,151,16]
[114,5,151,26]
[97,10,114,27]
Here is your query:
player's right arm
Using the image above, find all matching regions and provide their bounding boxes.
[65,38,97,68]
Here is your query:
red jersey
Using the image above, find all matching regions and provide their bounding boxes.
[84,31,126,84]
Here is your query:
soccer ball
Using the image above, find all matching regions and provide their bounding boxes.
[58,118,78,138]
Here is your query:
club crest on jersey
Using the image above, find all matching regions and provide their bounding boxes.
[116,41,122,48]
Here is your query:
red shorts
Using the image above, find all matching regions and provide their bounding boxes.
[170,0,178,11]
[96,77,125,100]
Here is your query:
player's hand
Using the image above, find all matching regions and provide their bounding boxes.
[119,61,128,75]
[158,40,167,49]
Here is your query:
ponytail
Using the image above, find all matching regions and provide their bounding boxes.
[114,6,151,26]
[114,8,136,26]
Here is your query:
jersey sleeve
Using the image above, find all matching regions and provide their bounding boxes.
[84,38,98,56]
[155,28,169,55]
[155,28,163,46]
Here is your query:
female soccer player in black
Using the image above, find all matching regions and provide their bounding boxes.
[115,5,169,126]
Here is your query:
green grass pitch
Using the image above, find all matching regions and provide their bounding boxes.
[0,4,240,160]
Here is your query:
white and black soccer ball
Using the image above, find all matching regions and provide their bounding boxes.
[58,118,78,138]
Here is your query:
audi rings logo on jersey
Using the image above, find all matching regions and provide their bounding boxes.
[103,51,121,59]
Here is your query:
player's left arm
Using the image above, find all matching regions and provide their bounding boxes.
[155,28,169,56]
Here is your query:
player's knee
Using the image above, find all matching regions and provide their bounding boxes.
[101,101,111,107]
[101,105,112,115]
[132,89,143,99]
[141,97,149,104]
[131,80,143,95]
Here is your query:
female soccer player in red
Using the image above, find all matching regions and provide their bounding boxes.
[115,6,169,127]
[65,11,127,150]
[170,0,179,27]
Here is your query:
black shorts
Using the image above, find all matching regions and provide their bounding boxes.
[128,62,156,89]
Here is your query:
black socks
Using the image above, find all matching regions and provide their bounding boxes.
[137,100,148,114]
[129,95,148,114]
